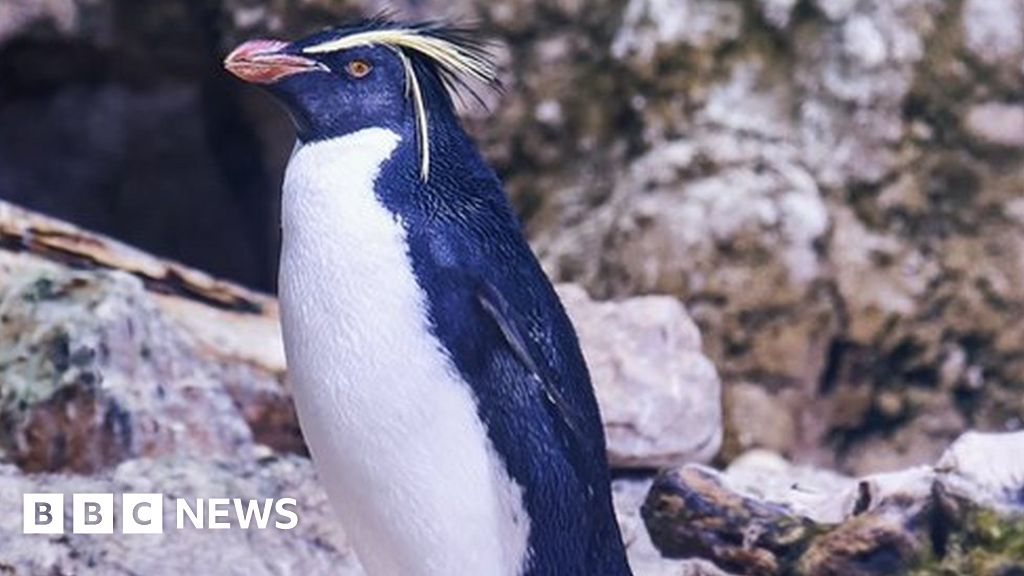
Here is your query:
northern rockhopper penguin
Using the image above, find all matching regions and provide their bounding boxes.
[224,17,633,576]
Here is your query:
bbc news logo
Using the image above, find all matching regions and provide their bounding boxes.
[23,493,299,534]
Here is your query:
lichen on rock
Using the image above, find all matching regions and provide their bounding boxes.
[0,268,260,473]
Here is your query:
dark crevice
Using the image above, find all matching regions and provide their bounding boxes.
[0,0,284,292]
[817,339,847,395]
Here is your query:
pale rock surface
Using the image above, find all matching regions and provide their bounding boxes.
[558,284,722,468]
[961,0,1024,65]
[0,268,256,473]
[964,102,1024,148]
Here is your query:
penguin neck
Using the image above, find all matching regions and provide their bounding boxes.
[400,109,490,187]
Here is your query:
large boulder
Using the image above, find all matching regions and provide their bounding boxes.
[558,284,722,468]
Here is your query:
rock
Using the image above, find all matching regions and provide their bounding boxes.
[0,0,77,45]
[614,479,739,576]
[0,201,298,474]
[611,0,745,62]
[0,200,333,569]
[758,0,799,29]
[558,284,722,468]
[541,130,834,392]
[534,0,1024,475]
[0,269,253,472]
[721,383,798,459]
[643,431,1024,575]
[723,450,856,524]
[964,102,1024,148]
[935,430,1024,510]
[961,0,1024,66]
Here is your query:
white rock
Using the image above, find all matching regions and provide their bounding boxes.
[719,430,1024,526]
[964,102,1024,148]
[612,0,744,61]
[843,15,889,68]
[962,0,1024,65]
[558,284,723,468]
[814,0,858,21]
[759,0,798,29]
[724,450,858,523]
[937,430,1024,510]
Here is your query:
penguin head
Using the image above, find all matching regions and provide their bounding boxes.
[224,38,410,140]
[224,17,499,179]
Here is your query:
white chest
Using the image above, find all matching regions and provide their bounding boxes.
[278,128,530,576]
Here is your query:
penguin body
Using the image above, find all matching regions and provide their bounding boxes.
[280,128,530,575]
[226,18,633,576]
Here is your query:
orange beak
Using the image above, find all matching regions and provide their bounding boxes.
[224,39,323,84]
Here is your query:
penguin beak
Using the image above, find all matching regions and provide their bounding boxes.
[224,39,323,84]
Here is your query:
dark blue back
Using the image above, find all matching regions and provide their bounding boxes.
[369,72,632,575]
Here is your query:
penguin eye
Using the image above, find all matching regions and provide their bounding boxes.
[346,59,373,79]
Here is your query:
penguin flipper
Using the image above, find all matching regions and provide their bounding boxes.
[476,281,587,446]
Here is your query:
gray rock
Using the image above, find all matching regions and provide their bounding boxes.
[0,268,261,472]
[964,102,1024,148]
[558,285,722,468]
[758,0,799,29]
[962,0,1024,65]
[0,202,299,473]
[612,0,745,61]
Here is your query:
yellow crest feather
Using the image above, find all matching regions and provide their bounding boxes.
[302,27,498,181]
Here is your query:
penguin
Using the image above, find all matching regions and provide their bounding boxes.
[224,17,633,576]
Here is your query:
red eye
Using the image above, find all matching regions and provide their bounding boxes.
[346,59,373,78]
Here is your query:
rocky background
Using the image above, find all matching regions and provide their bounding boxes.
[3,0,1023,476]
[0,0,1023,574]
